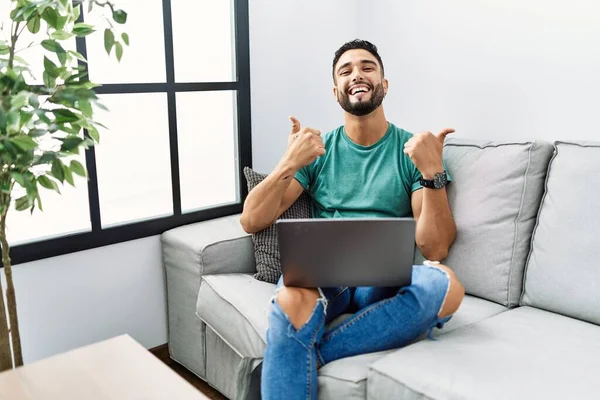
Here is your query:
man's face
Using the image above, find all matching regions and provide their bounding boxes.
[333,49,388,116]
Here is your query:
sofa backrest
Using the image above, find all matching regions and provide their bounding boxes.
[442,139,554,307]
[521,141,600,325]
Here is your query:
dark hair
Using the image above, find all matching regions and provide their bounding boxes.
[332,39,384,80]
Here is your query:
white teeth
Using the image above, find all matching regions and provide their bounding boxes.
[350,85,369,95]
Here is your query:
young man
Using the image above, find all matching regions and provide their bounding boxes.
[240,39,465,400]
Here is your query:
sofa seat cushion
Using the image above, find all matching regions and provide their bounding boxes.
[319,351,394,400]
[432,294,506,337]
[197,274,507,398]
[321,295,504,399]
[197,273,274,358]
[368,307,600,400]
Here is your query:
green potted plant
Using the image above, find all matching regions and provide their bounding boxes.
[0,0,128,371]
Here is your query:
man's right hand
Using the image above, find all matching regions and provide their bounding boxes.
[282,116,326,171]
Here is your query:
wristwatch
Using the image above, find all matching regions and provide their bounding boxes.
[420,171,448,189]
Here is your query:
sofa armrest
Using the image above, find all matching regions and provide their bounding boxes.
[161,214,255,378]
[162,213,256,277]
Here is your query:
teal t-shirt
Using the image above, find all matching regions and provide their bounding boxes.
[295,123,437,219]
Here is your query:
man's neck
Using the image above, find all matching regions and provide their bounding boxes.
[344,107,389,146]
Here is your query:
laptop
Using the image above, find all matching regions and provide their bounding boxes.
[276,218,416,288]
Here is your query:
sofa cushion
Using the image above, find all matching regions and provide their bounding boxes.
[319,351,394,400]
[431,294,506,337]
[368,307,600,400]
[521,141,600,325]
[197,274,506,398]
[197,273,273,358]
[320,295,504,399]
[243,167,312,283]
[442,139,554,307]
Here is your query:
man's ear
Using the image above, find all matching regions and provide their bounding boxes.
[333,86,338,102]
[383,78,389,95]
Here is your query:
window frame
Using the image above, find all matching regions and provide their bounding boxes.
[11,0,252,264]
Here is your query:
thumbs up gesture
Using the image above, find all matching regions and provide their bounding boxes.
[403,128,455,179]
[282,116,326,171]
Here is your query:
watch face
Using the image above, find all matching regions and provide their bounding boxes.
[434,172,447,189]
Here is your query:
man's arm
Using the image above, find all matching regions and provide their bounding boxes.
[240,117,324,233]
[240,168,304,233]
[411,188,456,261]
[404,128,457,261]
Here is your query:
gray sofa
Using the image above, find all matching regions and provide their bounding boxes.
[162,138,600,399]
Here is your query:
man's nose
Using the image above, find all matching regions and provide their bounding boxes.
[350,67,364,82]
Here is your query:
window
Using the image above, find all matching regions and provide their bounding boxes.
[10,0,251,264]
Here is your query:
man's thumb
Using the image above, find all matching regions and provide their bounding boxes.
[436,128,455,143]
[289,116,301,135]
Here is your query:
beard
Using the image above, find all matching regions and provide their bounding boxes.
[338,81,386,116]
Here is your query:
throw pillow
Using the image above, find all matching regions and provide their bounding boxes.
[243,167,312,283]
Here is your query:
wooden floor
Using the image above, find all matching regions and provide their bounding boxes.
[150,344,227,400]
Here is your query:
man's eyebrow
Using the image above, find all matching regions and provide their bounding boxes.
[336,59,379,74]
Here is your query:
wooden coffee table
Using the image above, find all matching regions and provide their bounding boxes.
[0,335,209,399]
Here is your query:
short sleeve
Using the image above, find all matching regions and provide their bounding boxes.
[410,163,424,193]
[294,165,311,190]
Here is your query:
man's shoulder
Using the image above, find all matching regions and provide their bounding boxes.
[389,123,414,142]
[321,125,344,143]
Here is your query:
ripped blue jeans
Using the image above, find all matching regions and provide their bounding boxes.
[261,264,453,400]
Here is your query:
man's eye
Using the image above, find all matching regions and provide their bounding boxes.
[340,70,350,76]
[364,67,374,72]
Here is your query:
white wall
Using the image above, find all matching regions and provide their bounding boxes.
[3,236,167,363]
[249,0,358,172]
[356,0,600,142]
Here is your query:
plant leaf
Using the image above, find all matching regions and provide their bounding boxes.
[34,151,58,165]
[78,99,93,117]
[115,41,123,62]
[113,9,127,24]
[41,40,65,54]
[68,50,87,63]
[57,50,67,65]
[0,107,6,133]
[36,192,43,212]
[87,126,100,143]
[72,23,95,37]
[15,196,31,212]
[27,16,41,34]
[70,160,87,177]
[51,30,74,41]
[41,8,59,29]
[43,71,57,88]
[10,172,25,187]
[10,136,37,151]
[28,128,46,138]
[104,29,115,55]
[62,164,74,186]
[121,32,129,46]
[7,110,20,133]
[59,137,84,152]
[73,3,81,21]
[56,16,68,30]
[37,175,60,193]
[44,56,60,78]
[51,159,65,183]
[53,108,79,123]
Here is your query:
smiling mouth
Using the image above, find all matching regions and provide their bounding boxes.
[348,84,371,96]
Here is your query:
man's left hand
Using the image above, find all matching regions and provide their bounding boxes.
[403,128,455,179]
